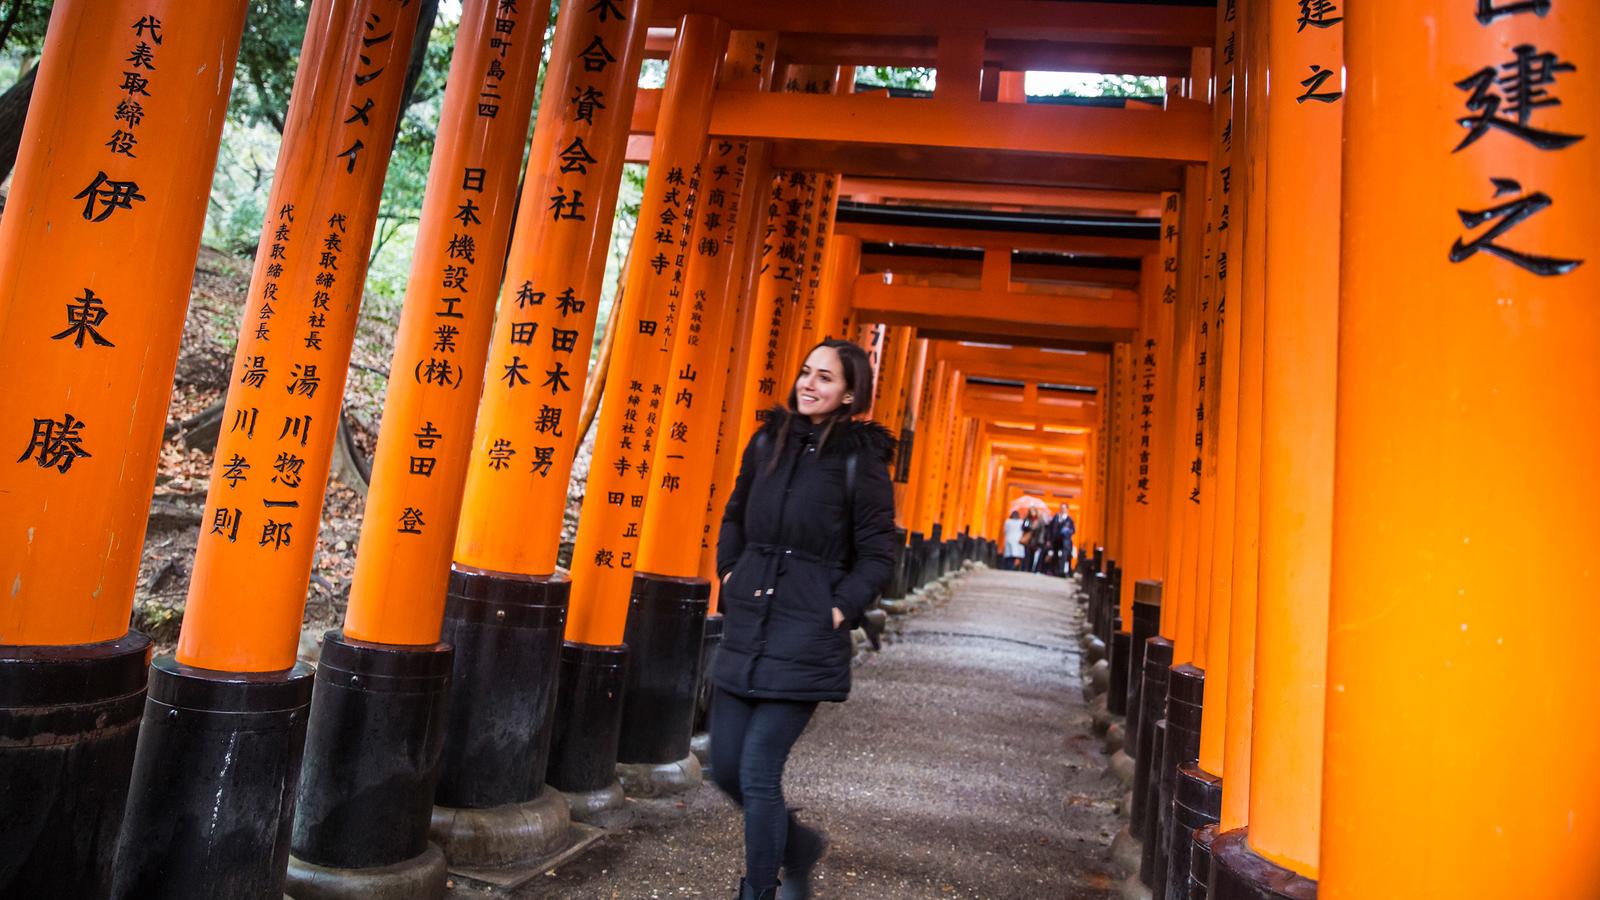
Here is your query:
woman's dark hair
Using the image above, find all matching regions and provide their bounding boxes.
[763,339,876,472]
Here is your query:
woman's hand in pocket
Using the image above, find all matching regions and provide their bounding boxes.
[831,607,844,629]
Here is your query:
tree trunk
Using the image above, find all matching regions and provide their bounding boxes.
[390,0,440,147]
[0,63,37,190]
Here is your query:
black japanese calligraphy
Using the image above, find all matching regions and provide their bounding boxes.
[17,414,91,473]
[1449,177,1583,276]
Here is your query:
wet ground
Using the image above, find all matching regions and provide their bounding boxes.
[452,568,1121,900]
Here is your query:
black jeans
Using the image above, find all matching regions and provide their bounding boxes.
[709,686,819,890]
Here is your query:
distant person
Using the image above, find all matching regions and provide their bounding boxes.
[713,339,898,900]
[1002,510,1026,571]
[1052,504,1075,576]
[1022,509,1043,572]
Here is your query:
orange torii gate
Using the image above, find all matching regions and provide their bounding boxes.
[0,3,250,894]
[115,2,428,895]
[285,0,551,890]
[1321,4,1596,897]
[436,0,654,869]
[616,32,778,797]
[6,3,1595,898]
[556,13,729,814]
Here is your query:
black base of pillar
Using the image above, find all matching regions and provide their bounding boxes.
[1126,584,1162,744]
[1,632,151,898]
[1209,828,1317,900]
[434,567,569,809]
[1130,636,1174,840]
[1092,571,1111,643]
[289,631,453,879]
[1191,823,1219,900]
[430,788,573,869]
[1140,719,1167,887]
[1157,664,1206,900]
[615,751,704,798]
[286,842,448,900]
[1108,629,1131,716]
[547,642,628,795]
[617,572,709,767]
[112,655,314,899]
[1172,765,1222,900]
[693,613,723,736]
[910,532,928,588]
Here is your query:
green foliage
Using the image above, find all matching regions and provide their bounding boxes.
[595,161,646,349]
[0,0,48,57]
[854,66,934,92]
[0,0,49,86]
[1075,74,1165,99]
[203,3,459,284]
[363,13,458,304]
[639,58,668,89]
[232,0,312,132]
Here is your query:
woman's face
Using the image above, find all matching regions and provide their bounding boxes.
[796,345,850,420]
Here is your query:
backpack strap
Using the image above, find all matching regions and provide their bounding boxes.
[846,451,858,502]
[843,451,859,573]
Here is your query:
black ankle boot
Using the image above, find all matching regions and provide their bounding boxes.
[738,879,777,900]
[780,818,828,900]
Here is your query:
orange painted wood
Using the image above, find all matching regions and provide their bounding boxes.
[1185,0,1243,670]
[935,30,984,101]
[644,0,1215,47]
[713,91,1210,163]
[1246,0,1342,876]
[770,66,843,390]
[908,359,951,533]
[931,342,1109,389]
[0,0,250,645]
[1116,195,1181,625]
[833,219,1158,258]
[178,0,424,672]
[863,320,895,423]
[452,0,650,582]
[840,177,1161,215]
[1197,0,1263,774]
[729,168,806,450]
[821,237,861,343]
[1322,4,1599,897]
[1158,163,1207,642]
[697,142,774,601]
[1218,0,1269,828]
[565,14,729,647]
[881,327,917,432]
[852,279,1140,344]
[889,339,929,528]
[636,30,776,578]
[344,0,550,645]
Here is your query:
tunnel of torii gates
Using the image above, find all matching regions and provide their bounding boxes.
[0,0,1593,898]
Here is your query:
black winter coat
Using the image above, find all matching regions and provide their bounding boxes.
[714,408,898,702]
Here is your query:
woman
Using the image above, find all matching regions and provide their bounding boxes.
[1021,508,1041,572]
[712,339,898,900]
[1002,510,1025,571]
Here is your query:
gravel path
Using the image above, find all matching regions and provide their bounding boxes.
[454,568,1121,900]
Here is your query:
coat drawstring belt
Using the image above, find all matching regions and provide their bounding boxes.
[735,543,844,693]
[742,542,842,598]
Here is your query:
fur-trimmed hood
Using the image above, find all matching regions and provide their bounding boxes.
[757,405,897,463]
